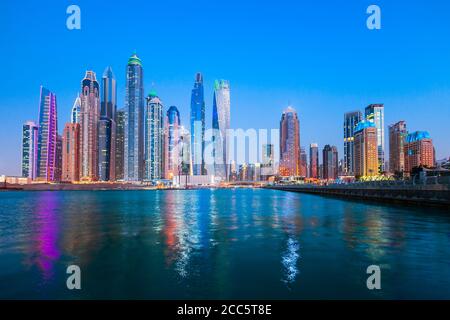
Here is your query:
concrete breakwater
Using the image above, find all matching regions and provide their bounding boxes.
[268,183,450,208]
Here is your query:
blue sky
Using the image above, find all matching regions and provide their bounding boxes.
[1,0,450,175]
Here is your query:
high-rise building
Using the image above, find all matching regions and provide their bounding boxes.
[36,86,58,182]
[262,143,274,179]
[300,147,308,177]
[21,121,38,179]
[55,134,63,182]
[124,53,144,182]
[164,106,181,179]
[309,143,319,179]
[279,106,300,176]
[144,92,164,181]
[98,66,117,181]
[212,80,231,181]
[323,145,338,180]
[179,125,192,175]
[404,131,435,173]
[114,108,126,181]
[354,121,378,178]
[344,111,362,175]
[365,104,385,173]
[71,96,81,124]
[79,71,100,181]
[62,123,80,182]
[389,121,407,174]
[190,72,206,175]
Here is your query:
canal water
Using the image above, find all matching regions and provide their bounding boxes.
[0,188,449,299]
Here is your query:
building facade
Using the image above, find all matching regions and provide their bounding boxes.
[323,145,338,180]
[354,121,378,178]
[309,143,319,179]
[190,73,206,175]
[365,104,385,173]
[344,111,362,175]
[279,106,300,176]
[404,131,435,173]
[115,108,126,180]
[144,92,164,181]
[71,96,81,124]
[21,121,38,179]
[62,123,80,182]
[388,120,407,174]
[164,106,181,179]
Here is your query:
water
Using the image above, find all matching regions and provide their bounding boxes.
[0,188,449,299]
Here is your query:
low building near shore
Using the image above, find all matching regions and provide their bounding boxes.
[0,175,32,185]
[172,175,218,187]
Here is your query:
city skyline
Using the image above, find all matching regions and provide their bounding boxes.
[2,0,450,176]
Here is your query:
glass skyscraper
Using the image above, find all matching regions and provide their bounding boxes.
[124,53,144,182]
[309,143,319,179]
[36,86,58,182]
[21,121,38,179]
[365,104,385,173]
[164,106,181,179]
[144,92,164,181]
[115,108,126,181]
[279,106,300,177]
[190,73,206,175]
[212,79,230,181]
[322,144,338,180]
[71,96,81,124]
[343,111,362,175]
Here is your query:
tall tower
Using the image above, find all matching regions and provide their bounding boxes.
[279,106,300,177]
[62,123,80,182]
[144,92,164,181]
[190,72,206,175]
[71,96,81,124]
[344,111,362,175]
[98,66,117,181]
[365,104,385,173]
[323,145,338,180]
[354,121,378,178]
[164,106,181,179]
[79,71,100,181]
[36,86,58,182]
[309,143,319,179]
[115,108,126,181]
[124,53,144,182]
[388,121,407,174]
[179,125,192,176]
[212,79,231,181]
[21,121,38,179]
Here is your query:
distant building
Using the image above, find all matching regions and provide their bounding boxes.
[164,106,181,179]
[55,134,63,182]
[115,108,126,180]
[261,144,274,179]
[389,121,407,174]
[344,111,362,175]
[365,104,385,173]
[71,96,81,124]
[323,145,338,180]
[144,92,164,181]
[21,121,38,179]
[404,131,435,173]
[62,123,80,182]
[354,121,378,178]
[309,143,319,179]
[279,106,300,176]
[179,125,192,175]
[36,86,58,182]
[190,73,206,175]
[300,147,308,177]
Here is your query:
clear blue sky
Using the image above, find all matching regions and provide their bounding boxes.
[1,0,449,175]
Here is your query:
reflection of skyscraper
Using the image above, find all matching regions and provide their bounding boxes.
[22,121,38,179]
[98,66,117,181]
[164,106,181,179]
[404,131,434,173]
[71,96,81,124]
[365,104,385,173]
[115,108,126,180]
[323,145,338,180]
[309,143,319,179]
[389,121,407,174]
[344,111,362,175]
[36,86,58,182]
[354,121,378,178]
[190,73,206,175]
[125,53,144,182]
[79,71,100,181]
[212,80,230,181]
[62,123,80,182]
[279,106,300,177]
[144,92,164,181]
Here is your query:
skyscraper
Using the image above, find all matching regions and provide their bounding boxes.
[212,80,231,181]
[179,125,192,175]
[124,53,144,182]
[55,134,63,182]
[98,66,117,181]
[71,96,81,124]
[344,111,362,175]
[279,106,300,176]
[164,106,181,179]
[389,121,407,174]
[365,104,385,173]
[309,143,319,179]
[115,108,126,181]
[262,143,274,179]
[300,147,308,177]
[79,71,100,181]
[62,123,80,182]
[144,92,164,181]
[21,121,38,179]
[36,86,58,182]
[404,131,435,173]
[354,121,378,178]
[190,72,206,175]
[323,144,338,180]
